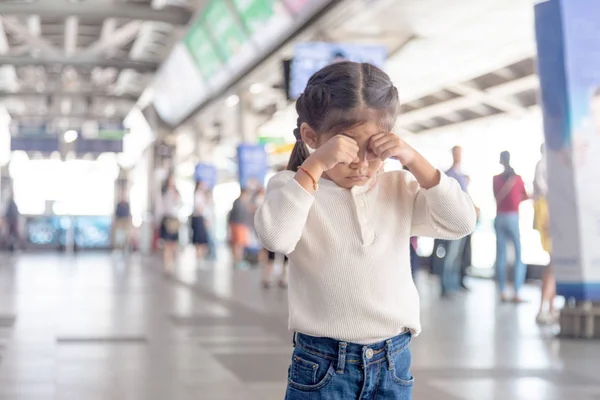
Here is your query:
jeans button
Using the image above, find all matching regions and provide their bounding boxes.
[365,349,374,359]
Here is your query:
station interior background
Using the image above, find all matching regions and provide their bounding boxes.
[0,0,547,270]
[0,0,594,399]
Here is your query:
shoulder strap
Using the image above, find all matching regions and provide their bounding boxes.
[495,176,517,205]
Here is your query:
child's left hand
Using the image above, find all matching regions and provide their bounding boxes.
[370,132,416,165]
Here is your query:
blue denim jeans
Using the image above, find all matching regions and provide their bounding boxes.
[285,331,414,400]
[494,212,526,295]
[440,237,467,295]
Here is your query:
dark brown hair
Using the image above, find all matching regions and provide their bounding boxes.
[287,61,400,171]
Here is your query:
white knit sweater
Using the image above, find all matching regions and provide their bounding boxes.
[255,169,476,344]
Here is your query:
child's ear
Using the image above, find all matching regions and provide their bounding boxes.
[300,122,318,150]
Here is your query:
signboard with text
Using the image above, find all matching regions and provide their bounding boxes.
[237,144,268,189]
[194,163,218,190]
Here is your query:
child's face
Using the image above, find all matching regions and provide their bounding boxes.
[319,121,385,189]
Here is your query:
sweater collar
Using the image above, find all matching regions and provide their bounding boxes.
[318,175,378,194]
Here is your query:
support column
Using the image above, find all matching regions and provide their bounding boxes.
[535,0,600,338]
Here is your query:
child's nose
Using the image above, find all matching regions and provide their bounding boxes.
[352,148,369,167]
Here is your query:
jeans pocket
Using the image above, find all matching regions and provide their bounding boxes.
[390,342,414,387]
[287,348,335,392]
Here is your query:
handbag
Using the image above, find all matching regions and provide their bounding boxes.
[164,217,180,235]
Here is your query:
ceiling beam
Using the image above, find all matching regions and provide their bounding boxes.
[486,75,539,97]
[79,21,142,58]
[0,3,192,25]
[0,56,159,72]
[64,17,78,57]
[0,90,138,102]
[1,17,62,56]
[0,19,9,54]
[27,15,40,37]
[396,78,535,127]
[448,83,529,116]
[0,19,18,93]
[101,19,117,41]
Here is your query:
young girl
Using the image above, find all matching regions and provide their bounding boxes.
[254,61,476,399]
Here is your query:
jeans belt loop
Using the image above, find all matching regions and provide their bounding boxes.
[386,339,394,371]
[292,332,298,347]
[336,341,347,374]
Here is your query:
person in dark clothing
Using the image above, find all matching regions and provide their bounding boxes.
[113,191,131,251]
[3,194,20,251]
[191,181,210,263]
[228,189,252,269]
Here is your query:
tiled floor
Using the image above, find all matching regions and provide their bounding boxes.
[0,249,598,399]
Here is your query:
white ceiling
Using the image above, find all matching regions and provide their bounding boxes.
[0,0,194,133]
[386,0,536,102]
[180,0,540,169]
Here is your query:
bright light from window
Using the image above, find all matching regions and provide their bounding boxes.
[64,130,78,143]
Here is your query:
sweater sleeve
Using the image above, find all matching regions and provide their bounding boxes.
[254,171,315,254]
[408,171,477,239]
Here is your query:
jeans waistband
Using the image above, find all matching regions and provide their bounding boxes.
[293,331,411,371]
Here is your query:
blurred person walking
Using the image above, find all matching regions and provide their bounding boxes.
[113,190,131,253]
[2,190,20,251]
[533,145,557,324]
[190,181,210,266]
[157,173,182,274]
[228,189,252,270]
[204,188,217,262]
[493,151,529,303]
[439,146,470,297]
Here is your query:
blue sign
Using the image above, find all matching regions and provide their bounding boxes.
[289,42,388,99]
[10,137,59,152]
[237,144,268,189]
[15,122,48,136]
[76,139,123,154]
[194,163,217,189]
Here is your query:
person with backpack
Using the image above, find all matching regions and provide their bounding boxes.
[493,151,529,303]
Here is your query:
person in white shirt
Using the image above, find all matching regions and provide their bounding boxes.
[254,61,476,400]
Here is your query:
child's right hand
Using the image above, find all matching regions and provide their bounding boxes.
[310,135,359,171]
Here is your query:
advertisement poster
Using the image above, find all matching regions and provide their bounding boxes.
[154,44,211,126]
[535,0,600,300]
[204,0,248,61]
[26,216,60,247]
[237,144,268,189]
[231,0,293,49]
[194,163,218,190]
[184,23,223,80]
[74,216,112,249]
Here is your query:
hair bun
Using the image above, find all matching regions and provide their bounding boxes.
[305,83,332,110]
